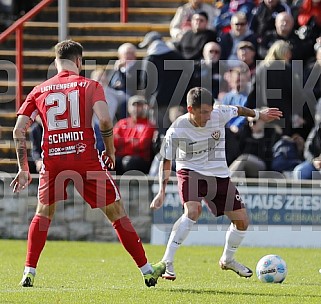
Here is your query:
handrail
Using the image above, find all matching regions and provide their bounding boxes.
[120,0,128,23]
[0,0,55,110]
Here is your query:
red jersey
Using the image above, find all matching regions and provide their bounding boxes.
[18,70,106,169]
[113,117,156,161]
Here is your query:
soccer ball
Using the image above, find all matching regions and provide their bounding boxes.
[256,254,287,283]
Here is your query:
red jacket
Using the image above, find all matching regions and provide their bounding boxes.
[114,117,156,161]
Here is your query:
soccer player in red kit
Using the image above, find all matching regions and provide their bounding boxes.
[10,40,165,287]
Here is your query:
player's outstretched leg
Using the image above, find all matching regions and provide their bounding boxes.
[162,261,176,281]
[143,261,166,287]
[219,259,253,278]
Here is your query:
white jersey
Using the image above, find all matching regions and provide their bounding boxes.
[161,105,238,177]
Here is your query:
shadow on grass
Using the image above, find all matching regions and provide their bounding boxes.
[168,288,321,298]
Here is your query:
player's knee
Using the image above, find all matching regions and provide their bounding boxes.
[184,202,202,221]
[235,217,249,231]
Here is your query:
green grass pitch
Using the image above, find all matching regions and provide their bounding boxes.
[0,240,321,304]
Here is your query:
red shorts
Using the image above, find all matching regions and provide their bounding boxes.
[38,161,121,208]
[176,169,244,217]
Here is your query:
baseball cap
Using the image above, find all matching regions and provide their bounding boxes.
[128,95,147,106]
[138,31,162,48]
[237,41,255,51]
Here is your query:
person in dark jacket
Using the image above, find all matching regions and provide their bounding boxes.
[218,12,258,65]
[250,0,291,41]
[175,11,217,60]
[139,31,186,134]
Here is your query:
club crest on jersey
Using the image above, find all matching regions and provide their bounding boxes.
[76,143,86,154]
[211,130,220,140]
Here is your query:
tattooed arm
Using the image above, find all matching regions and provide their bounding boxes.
[236,106,283,123]
[10,115,33,193]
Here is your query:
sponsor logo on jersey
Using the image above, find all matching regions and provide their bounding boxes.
[76,143,87,154]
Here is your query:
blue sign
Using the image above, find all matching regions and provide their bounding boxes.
[152,184,321,226]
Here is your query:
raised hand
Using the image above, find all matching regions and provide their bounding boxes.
[258,108,283,122]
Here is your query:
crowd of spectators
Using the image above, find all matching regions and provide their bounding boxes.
[28,0,321,180]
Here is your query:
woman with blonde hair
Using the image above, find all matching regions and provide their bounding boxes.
[247,40,307,137]
[262,40,292,63]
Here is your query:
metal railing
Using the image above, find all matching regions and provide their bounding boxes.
[0,0,129,111]
[0,0,55,110]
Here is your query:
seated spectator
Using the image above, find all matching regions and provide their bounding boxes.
[304,41,321,109]
[214,0,256,34]
[258,12,305,60]
[271,134,304,173]
[221,66,252,165]
[91,68,119,153]
[114,95,157,175]
[139,31,186,135]
[175,11,217,60]
[189,41,228,99]
[293,99,321,179]
[170,0,219,41]
[108,43,142,119]
[29,116,43,173]
[250,0,291,41]
[218,12,258,66]
[222,65,251,129]
[149,106,186,176]
[292,0,321,61]
[0,0,36,30]
[247,40,307,137]
[236,41,257,77]
[91,68,118,121]
[229,116,279,178]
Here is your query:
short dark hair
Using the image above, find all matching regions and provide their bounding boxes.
[186,87,213,108]
[193,10,208,21]
[55,40,83,61]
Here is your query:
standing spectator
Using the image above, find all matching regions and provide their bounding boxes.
[108,43,142,119]
[250,0,291,41]
[175,11,218,60]
[10,40,165,288]
[114,95,157,175]
[170,0,219,41]
[219,12,258,66]
[139,31,186,134]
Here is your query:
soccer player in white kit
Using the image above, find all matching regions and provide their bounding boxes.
[150,87,282,280]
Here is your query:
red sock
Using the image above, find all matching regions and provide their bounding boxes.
[25,215,51,268]
[112,216,148,268]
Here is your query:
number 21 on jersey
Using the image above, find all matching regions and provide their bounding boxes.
[46,90,80,131]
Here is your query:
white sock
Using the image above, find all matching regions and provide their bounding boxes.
[140,262,153,275]
[220,223,246,263]
[162,214,196,263]
[24,266,36,276]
